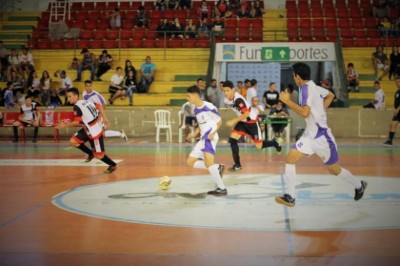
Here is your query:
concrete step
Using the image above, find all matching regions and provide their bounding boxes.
[8,16,40,22]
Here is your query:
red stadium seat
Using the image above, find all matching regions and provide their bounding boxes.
[336,1,347,8]
[354,38,368,47]
[340,28,354,38]
[121,30,132,40]
[312,18,324,29]
[349,8,363,18]
[90,40,103,49]
[238,18,251,30]
[298,9,311,18]
[103,40,118,49]
[80,30,94,40]
[132,39,142,48]
[287,18,298,29]
[97,19,109,30]
[85,19,97,30]
[298,1,309,9]
[64,39,75,49]
[251,18,263,30]
[133,29,145,40]
[360,0,372,8]
[50,40,64,49]
[183,39,196,48]
[89,10,100,18]
[312,8,324,18]
[354,29,366,38]
[286,9,298,18]
[313,28,326,41]
[122,19,134,29]
[299,19,311,29]
[365,18,378,29]
[197,39,210,48]
[142,39,156,48]
[96,2,106,10]
[310,0,321,9]
[338,18,351,29]
[146,30,158,39]
[341,38,355,47]
[77,40,90,49]
[93,30,106,40]
[286,1,297,9]
[150,10,163,19]
[351,18,364,29]
[120,40,130,48]
[324,9,336,17]
[106,30,119,40]
[336,8,349,18]
[107,2,118,10]
[322,0,334,9]
[224,19,237,29]
[83,2,94,10]
[287,28,299,41]
[164,10,175,19]
[176,10,188,20]
[155,40,165,48]
[168,39,182,48]
[119,2,131,10]
[325,18,337,30]
[143,2,154,10]
[71,2,83,10]
[368,37,384,47]
[37,40,50,49]
[76,10,89,21]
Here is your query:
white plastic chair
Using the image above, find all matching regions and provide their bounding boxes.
[178,110,195,143]
[154,110,172,142]
[267,118,291,144]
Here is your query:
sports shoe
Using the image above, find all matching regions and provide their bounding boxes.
[104,165,117,173]
[354,180,368,201]
[32,139,37,143]
[228,165,242,172]
[120,130,128,141]
[275,194,296,207]
[383,140,393,147]
[218,164,225,178]
[274,138,282,152]
[207,187,227,196]
[85,155,94,163]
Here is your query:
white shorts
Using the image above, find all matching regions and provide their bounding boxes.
[189,134,219,159]
[377,63,389,70]
[295,128,339,165]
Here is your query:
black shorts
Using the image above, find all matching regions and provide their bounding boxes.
[185,116,197,126]
[109,86,123,94]
[393,111,400,122]
[72,128,105,155]
[232,121,262,143]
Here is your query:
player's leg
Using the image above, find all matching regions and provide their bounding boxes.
[384,114,399,146]
[204,152,227,195]
[228,132,242,171]
[244,122,281,151]
[104,129,128,141]
[70,129,94,162]
[89,135,117,173]
[12,121,21,142]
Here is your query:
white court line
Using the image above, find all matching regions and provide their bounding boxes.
[0,159,123,167]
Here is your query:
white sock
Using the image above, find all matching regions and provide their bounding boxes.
[193,160,207,169]
[208,164,226,189]
[337,168,362,189]
[285,164,296,198]
[105,130,121,138]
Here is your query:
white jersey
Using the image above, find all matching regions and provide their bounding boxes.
[74,100,103,139]
[82,90,107,106]
[374,88,385,109]
[224,92,258,123]
[194,101,221,139]
[181,101,196,118]
[246,87,257,105]
[20,102,38,121]
[299,80,330,138]
[61,77,73,89]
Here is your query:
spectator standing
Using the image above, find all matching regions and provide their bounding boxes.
[363,81,386,109]
[179,101,197,141]
[246,79,258,105]
[196,78,207,100]
[140,56,156,93]
[346,63,360,92]
[3,82,16,108]
[214,0,229,17]
[124,69,137,106]
[389,46,400,80]
[383,77,400,146]
[320,79,337,108]
[207,79,222,107]
[237,81,246,97]
[136,6,149,28]
[198,0,209,19]
[108,67,125,105]
[12,95,39,143]
[372,46,389,81]
[167,0,179,10]
[40,70,52,106]
[250,1,263,18]
[237,5,250,18]
[262,82,279,109]
[76,48,96,82]
[109,7,121,29]
[95,50,113,81]
[179,0,191,10]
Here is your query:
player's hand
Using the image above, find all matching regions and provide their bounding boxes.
[226,119,236,127]
[55,122,65,129]
[103,118,111,127]
[279,91,290,104]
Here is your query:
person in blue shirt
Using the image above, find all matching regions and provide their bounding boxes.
[140,56,156,93]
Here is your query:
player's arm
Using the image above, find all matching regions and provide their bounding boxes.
[279,90,310,118]
[96,103,111,127]
[226,110,249,127]
[55,106,82,129]
[187,126,200,141]
[323,92,335,109]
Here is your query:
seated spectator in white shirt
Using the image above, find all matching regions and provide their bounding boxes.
[108,67,125,105]
[363,81,386,109]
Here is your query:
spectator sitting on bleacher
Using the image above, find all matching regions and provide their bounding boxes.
[40,70,52,106]
[269,101,289,138]
[372,46,390,81]
[48,89,62,108]
[346,63,360,93]
[198,0,209,19]
[185,19,197,38]
[108,67,125,105]
[3,82,16,108]
[9,70,24,99]
[140,56,156,93]
[157,19,171,38]
[19,48,34,80]
[214,0,230,18]
[389,45,400,80]
[211,15,225,33]
[12,95,39,143]
[373,0,390,18]
[55,70,73,105]
[136,6,149,28]
[262,82,279,109]
[75,48,96,82]
[109,7,121,29]
[378,17,391,36]
[70,57,79,70]
[124,60,137,79]
[197,18,210,38]
[0,41,7,80]
[237,5,250,18]
[27,70,41,101]
[250,1,263,18]
[167,0,179,10]
[170,18,184,39]
[179,0,191,10]
[320,79,338,108]
[124,69,137,106]
[6,49,20,82]
[155,0,167,11]
[95,50,113,81]
[363,81,386,109]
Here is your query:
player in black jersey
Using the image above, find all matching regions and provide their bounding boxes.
[383,76,400,146]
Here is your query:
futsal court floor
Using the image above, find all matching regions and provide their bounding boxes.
[0,137,399,266]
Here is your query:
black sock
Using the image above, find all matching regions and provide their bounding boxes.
[229,137,241,166]
[77,144,93,156]
[33,127,38,139]
[13,126,18,140]
[389,131,395,141]
[262,140,276,149]
[101,155,117,166]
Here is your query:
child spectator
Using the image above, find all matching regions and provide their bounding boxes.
[3,82,16,108]
[124,60,137,78]
[109,7,121,29]
[40,70,52,106]
[70,57,79,70]
[346,63,360,93]
[27,70,41,100]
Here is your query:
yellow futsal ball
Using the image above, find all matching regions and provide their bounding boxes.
[159,176,172,190]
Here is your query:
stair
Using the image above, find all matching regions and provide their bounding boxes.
[263,9,288,42]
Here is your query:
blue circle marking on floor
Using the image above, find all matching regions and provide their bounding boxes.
[52,174,400,231]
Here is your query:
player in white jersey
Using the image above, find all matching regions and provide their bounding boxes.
[223,81,281,172]
[82,80,128,142]
[275,63,367,207]
[55,88,117,173]
[186,85,227,196]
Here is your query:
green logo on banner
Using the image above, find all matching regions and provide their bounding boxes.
[261,47,290,61]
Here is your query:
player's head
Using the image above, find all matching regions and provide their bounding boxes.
[292,62,311,86]
[222,80,235,99]
[25,95,32,106]
[186,85,202,104]
[66,87,80,104]
[84,80,93,92]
